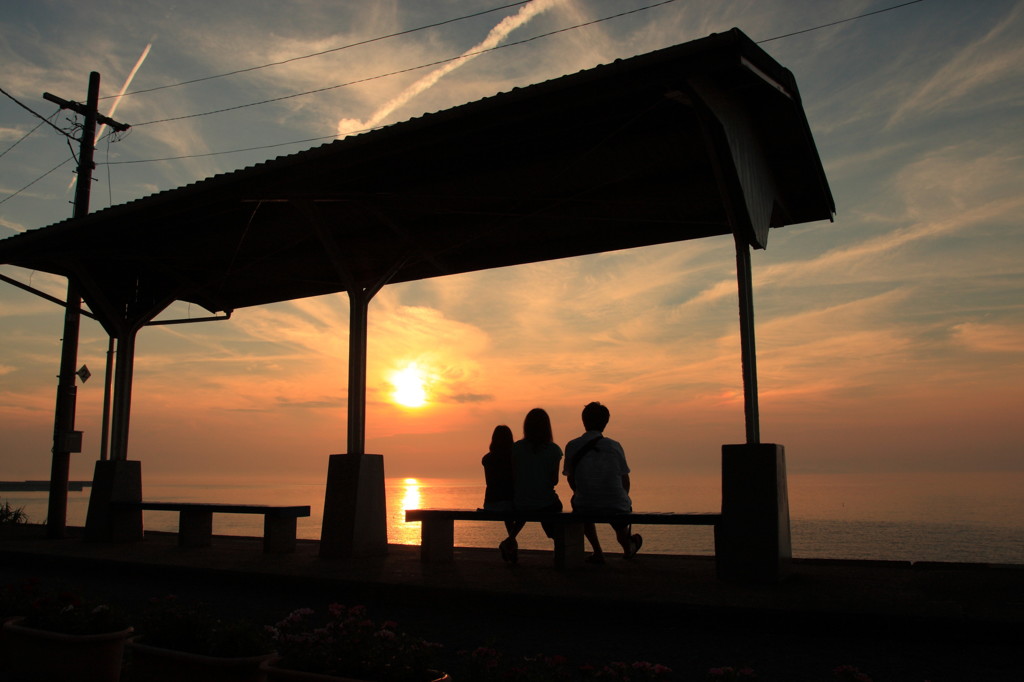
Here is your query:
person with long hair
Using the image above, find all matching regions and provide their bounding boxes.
[482,424,520,551]
[482,424,515,512]
[499,407,563,563]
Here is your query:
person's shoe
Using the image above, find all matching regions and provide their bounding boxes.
[625,533,643,559]
[499,538,518,564]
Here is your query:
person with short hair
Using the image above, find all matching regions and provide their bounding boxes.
[563,401,641,563]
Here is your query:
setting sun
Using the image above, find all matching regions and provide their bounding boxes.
[390,364,428,408]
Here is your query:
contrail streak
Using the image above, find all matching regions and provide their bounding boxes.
[98,42,152,140]
[337,0,564,137]
[67,43,152,190]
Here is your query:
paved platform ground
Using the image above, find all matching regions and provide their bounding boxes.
[2,525,1021,681]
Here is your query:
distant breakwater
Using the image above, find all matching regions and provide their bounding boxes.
[0,480,92,492]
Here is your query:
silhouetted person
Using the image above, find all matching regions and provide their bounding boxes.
[501,408,563,563]
[563,402,641,562]
[482,424,521,549]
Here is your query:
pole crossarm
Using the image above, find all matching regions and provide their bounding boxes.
[42,92,130,133]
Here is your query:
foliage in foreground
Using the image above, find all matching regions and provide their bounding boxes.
[0,499,28,525]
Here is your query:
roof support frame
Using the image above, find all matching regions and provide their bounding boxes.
[679,79,768,443]
[294,200,411,455]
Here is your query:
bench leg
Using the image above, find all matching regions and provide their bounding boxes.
[178,510,213,547]
[420,519,455,563]
[551,522,585,569]
[264,515,299,553]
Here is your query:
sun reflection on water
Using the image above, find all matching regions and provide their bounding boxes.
[390,478,423,546]
[402,478,422,510]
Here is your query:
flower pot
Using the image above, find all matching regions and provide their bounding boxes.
[1,616,133,682]
[260,657,449,682]
[126,637,275,682]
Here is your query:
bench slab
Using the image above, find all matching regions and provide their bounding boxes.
[118,501,310,553]
[406,509,720,524]
[404,509,720,567]
[130,501,310,516]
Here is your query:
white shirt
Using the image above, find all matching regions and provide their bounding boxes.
[563,430,631,512]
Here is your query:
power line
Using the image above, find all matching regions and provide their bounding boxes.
[757,0,927,43]
[132,0,681,127]
[106,1,532,100]
[101,132,346,165]
[0,156,74,206]
[0,86,71,139]
[104,0,927,165]
[0,115,53,160]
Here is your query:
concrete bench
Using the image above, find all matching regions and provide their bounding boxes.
[404,509,721,568]
[120,501,311,553]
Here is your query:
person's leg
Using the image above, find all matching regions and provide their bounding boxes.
[584,522,604,558]
[614,524,632,553]
[614,523,642,558]
[499,521,524,564]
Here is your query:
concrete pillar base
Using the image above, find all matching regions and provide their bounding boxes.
[717,443,791,583]
[84,459,143,542]
[319,453,388,558]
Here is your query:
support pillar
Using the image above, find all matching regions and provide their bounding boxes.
[319,453,388,558]
[734,233,760,444]
[84,459,142,542]
[108,326,138,462]
[347,289,370,455]
[85,323,144,541]
[717,443,791,583]
[300,204,406,557]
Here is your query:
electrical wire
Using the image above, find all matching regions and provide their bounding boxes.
[101,132,345,165]
[106,0,928,165]
[0,157,74,206]
[0,87,73,140]
[105,2,532,100]
[131,0,681,127]
[758,0,927,43]
[0,116,53,160]
[105,132,114,208]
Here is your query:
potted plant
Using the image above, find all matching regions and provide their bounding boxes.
[0,580,133,682]
[455,646,576,681]
[262,603,447,682]
[455,644,679,681]
[126,594,275,682]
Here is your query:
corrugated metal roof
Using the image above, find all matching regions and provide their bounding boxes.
[0,28,833,328]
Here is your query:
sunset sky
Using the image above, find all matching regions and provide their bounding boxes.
[1,0,1021,485]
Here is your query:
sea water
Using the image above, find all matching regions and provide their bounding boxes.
[4,472,1022,564]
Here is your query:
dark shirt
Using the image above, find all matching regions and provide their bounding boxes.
[482,448,514,508]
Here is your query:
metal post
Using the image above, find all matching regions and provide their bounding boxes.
[108,328,137,462]
[99,337,115,460]
[734,232,760,445]
[346,289,370,456]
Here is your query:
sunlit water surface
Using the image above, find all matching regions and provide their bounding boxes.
[6,472,1022,564]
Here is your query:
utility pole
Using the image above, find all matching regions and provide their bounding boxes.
[41,72,129,537]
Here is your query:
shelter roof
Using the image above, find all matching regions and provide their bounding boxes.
[0,28,833,323]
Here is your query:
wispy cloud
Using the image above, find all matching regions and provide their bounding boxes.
[336,0,565,137]
[951,322,1024,353]
[887,3,1024,128]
